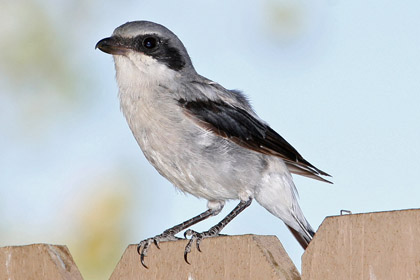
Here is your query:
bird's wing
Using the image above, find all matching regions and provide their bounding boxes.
[178,98,332,183]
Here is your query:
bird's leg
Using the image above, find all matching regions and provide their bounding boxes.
[183,198,252,264]
[137,207,220,268]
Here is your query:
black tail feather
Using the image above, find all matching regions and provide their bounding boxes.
[286,225,315,249]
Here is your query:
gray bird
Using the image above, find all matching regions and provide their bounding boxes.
[96,20,331,267]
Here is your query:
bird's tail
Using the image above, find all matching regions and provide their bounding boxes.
[286,210,315,249]
[253,170,316,249]
[286,224,314,249]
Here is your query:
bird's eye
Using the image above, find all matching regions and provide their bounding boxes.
[142,37,158,49]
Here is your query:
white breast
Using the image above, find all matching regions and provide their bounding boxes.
[112,51,265,201]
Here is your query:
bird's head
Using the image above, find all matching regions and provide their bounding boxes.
[96,21,196,87]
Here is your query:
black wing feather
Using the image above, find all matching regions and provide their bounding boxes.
[179,98,331,183]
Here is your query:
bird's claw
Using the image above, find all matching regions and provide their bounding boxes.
[137,238,155,268]
[153,238,160,249]
[183,229,220,264]
[183,229,202,264]
[137,233,181,268]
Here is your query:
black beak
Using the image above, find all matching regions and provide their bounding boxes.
[95,37,130,55]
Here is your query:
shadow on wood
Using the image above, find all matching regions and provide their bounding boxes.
[0,244,83,280]
[110,234,301,280]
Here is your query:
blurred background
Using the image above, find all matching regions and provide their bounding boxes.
[1,0,419,278]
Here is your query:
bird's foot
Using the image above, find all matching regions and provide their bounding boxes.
[183,228,221,264]
[137,232,182,268]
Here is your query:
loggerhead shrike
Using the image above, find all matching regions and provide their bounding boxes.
[96,20,331,267]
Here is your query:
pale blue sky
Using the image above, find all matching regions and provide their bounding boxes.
[1,0,420,271]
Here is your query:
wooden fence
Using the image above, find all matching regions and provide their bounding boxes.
[1,208,419,279]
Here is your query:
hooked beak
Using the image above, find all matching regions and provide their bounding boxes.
[95,37,130,55]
